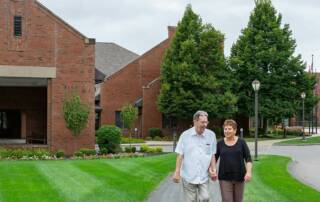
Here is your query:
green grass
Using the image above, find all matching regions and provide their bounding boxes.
[0,154,319,202]
[277,136,320,145]
[245,155,320,202]
[0,154,176,202]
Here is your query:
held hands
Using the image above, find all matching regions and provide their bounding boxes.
[244,172,252,182]
[172,171,181,183]
[209,167,217,181]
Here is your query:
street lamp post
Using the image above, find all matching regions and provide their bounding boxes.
[301,92,306,140]
[252,79,260,161]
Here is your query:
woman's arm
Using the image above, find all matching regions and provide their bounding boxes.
[244,162,252,182]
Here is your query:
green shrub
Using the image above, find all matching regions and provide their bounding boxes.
[96,125,122,153]
[149,128,163,139]
[0,148,51,159]
[74,151,83,157]
[162,136,173,141]
[155,147,163,153]
[100,148,108,155]
[153,136,163,141]
[140,144,149,152]
[124,146,136,153]
[79,148,96,156]
[271,128,284,135]
[139,144,162,153]
[55,150,65,158]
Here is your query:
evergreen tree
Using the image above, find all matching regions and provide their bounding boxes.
[158,5,237,120]
[230,0,317,126]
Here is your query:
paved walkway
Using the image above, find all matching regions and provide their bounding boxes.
[147,135,320,202]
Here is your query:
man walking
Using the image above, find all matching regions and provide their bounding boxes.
[172,110,217,202]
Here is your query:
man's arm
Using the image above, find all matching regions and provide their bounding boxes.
[172,154,183,183]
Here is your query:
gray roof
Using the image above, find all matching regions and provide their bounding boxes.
[95,42,139,78]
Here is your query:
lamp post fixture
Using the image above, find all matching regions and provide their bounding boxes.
[252,79,260,161]
[301,92,306,140]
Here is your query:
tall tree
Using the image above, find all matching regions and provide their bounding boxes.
[158,5,237,120]
[229,0,317,129]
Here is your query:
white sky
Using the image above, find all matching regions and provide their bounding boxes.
[38,0,320,71]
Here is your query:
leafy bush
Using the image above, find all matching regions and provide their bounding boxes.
[74,151,83,157]
[149,128,163,139]
[100,148,108,155]
[96,125,122,153]
[124,146,136,153]
[271,128,284,135]
[79,148,96,156]
[162,136,173,141]
[139,144,162,153]
[55,150,65,158]
[153,136,163,141]
[140,144,149,153]
[0,148,51,159]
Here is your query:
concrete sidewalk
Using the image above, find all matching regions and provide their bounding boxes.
[148,175,221,202]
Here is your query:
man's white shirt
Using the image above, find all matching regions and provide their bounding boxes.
[175,127,217,184]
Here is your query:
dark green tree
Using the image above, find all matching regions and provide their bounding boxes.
[230,0,317,131]
[158,4,237,120]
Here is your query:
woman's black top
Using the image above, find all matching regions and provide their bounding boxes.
[215,138,252,182]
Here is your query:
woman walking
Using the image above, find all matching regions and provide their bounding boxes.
[213,119,252,202]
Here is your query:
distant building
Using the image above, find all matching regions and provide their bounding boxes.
[94,42,139,129]
[0,0,95,155]
[100,26,177,137]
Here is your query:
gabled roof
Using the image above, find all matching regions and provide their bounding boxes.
[36,1,94,43]
[95,42,139,78]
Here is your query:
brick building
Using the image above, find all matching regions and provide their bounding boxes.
[100,26,177,137]
[0,0,95,155]
[94,42,139,129]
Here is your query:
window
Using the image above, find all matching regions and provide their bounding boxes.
[115,111,123,128]
[14,16,22,36]
[0,112,8,130]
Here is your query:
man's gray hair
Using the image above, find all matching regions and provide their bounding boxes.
[193,110,208,120]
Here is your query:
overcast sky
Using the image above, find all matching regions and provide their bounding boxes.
[38,0,320,71]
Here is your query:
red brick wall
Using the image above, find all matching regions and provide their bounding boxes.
[100,60,141,124]
[0,0,95,155]
[142,79,162,137]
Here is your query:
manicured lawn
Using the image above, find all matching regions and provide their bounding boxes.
[245,155,320,202]
[277,136,320,145]
[0,154,175,202]
[0,154,319,202]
